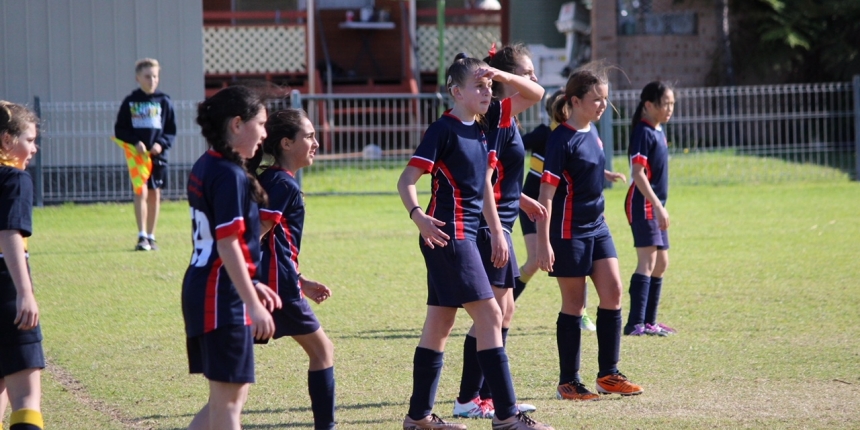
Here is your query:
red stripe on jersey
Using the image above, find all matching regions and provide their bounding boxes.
[266,229,279,294]
[259,209,282,223]
[204,257,223,333]
[237,231,257,278]
[408,156,434,173]
[281,217,301,297]
[493,162,504,204]
[562,172,574,239]
[216,217,246,240]
[541,171,561,187]
[625,185,634,224]
[487,150,498,170]
[436,161,465,240]
[427,178,438,218]
[645,199,654,220]
[631,154,652,181]
[499,98,513,128]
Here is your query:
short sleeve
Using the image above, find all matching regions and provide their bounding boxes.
[629,126,653,167]
[208,167,248,240]
[261,175,300,223]
[0,170,34,237]
[408,122,448,173]
[541,133,569,188]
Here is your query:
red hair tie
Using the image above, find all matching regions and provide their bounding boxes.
[488,43,497,60]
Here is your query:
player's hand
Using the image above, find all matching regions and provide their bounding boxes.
[604,170,626,184]
[519,195,547,222]
[536,243,554,273]
[413,212,450,248]
[135,141,147,154]
[656,205,670,230]
[489,230,509,268]
[15,292,39,330]
[150,143,162,156]
[254,282,283,312]
[300,278,332,304]
[248,303,276,340]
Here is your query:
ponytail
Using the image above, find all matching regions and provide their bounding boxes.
[632,81,672,128]
[196,86,268,206]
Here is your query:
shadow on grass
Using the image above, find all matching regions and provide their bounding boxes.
[335,328,421,340]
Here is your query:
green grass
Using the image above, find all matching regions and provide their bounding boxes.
[4,160,860,429]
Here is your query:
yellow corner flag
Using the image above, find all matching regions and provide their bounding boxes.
[111,137,153,195]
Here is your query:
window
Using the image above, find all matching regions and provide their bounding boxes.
[617,0,697,36]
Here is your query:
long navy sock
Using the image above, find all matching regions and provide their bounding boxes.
[645,276,664,325]
[407,347,444,420]
[479,328,508,399]
[596,307,622,378]
[624,273,650,334]
[513,277,527,300]
[308,367,336,430]
[457,335,481,403]
[476,347,517,420]
[556,312,582,384]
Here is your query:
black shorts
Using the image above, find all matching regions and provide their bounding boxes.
[477,229,519,288]
[630,219,670,249]
[0,342,45,378]
[147,158,168,190]
[272,298,322,339]
[187,325,255,383]
[1,268,44,347]
[549,222,618,278]
[420,238,494,307]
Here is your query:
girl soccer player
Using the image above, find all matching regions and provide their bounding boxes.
[453,43,545,420]
[518,90,597,332]
[623,81,677,337]
[0,101,44,430]
[257,108,336,430]
[398,54,553,430]
[535,64,644,401]
[184,86,282,430]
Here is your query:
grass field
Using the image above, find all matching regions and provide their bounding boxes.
[4,164,860,429]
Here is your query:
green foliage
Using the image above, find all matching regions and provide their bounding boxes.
[730,0,860,82]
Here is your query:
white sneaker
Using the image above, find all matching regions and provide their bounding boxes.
[580,312,596,331]
[482,398,536,414]
[453,397,494,419]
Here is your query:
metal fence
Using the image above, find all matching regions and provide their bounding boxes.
[31,79,858,204]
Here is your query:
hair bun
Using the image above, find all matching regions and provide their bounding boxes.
[454,53,469,61]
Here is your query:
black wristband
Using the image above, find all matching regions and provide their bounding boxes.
[409,206,423,219]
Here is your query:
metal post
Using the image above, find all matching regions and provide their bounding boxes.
[32,96,44,207]
[854,75,860,181]
[599,94,615,189]
[291,89,304,188]
[437,0,446,99]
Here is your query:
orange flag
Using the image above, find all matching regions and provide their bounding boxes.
[111,137,152,195]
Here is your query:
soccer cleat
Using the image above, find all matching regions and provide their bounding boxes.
[556,381,599,401]
[596,372,644,396]
[136,236,151,251]
[655,322,677,334]
[453,397,493,419]
[580,312,597,331]
[148,238,159,251]
[404,413,467,430]
[624,323,647,336]
[644,323,669,337]
[480,398,536,415]
[492,412,554,430]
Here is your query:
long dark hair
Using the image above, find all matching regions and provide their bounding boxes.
[632,81,672,127]
[551,62,611,124]
[483,43,531,98]
[196,86,268,206]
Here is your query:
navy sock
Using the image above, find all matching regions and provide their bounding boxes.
[645,277,664,325]
[457,335,481,403]
[308,367,336,430]
[479,328,508,399]
[408,347,444,420]
[476,347,517,420]
[596,307,622,377]
[624,273,650,334]
[513,277,527,300]
[556,312,582,384]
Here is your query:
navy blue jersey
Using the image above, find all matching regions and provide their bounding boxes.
[182,150,261,337]
[480,99,522,232]
[541,123,606,239]
[258,167,304,303]
[114,89,176,163]
[408,102,504,241]
[625,120,669,223]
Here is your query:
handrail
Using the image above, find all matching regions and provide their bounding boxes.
[203,10,306,24]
